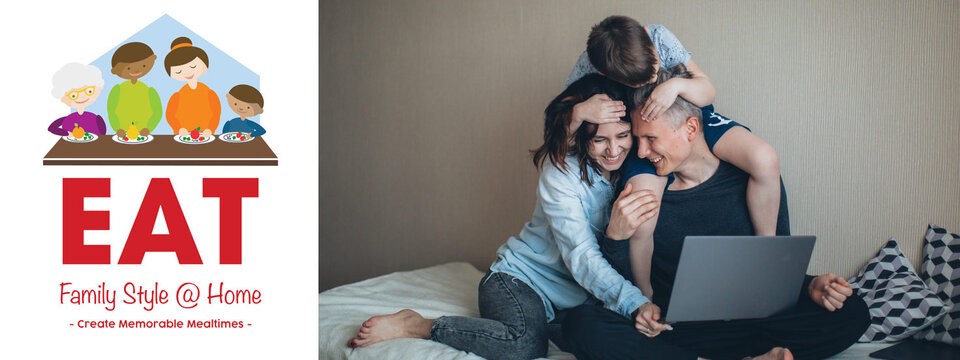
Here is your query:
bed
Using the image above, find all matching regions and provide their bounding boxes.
[319,262,895,359]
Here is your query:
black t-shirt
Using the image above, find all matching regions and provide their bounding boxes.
[600,161,790,309]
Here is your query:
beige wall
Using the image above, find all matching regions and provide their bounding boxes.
[321,0,960,291]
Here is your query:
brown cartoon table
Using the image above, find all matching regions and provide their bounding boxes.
[43,135,278,166]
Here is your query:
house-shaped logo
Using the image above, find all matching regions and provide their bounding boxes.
[44,14,277,166]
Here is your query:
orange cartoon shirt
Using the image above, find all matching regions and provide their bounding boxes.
[165,82,221,132]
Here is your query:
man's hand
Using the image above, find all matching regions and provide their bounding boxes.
[639,79,681,122]
[605,183,659,240]
[573,94,626,125]
[808,274,853,311]
[634,302,670,338]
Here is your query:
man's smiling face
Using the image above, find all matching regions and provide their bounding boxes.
[631,110,692,176]
[112,54,156,81]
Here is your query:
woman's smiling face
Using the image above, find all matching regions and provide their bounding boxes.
[588,121,633,175]
[169,57,208,82]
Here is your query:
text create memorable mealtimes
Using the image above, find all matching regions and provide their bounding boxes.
[62,178,258,264]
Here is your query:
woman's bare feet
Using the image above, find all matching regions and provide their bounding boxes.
[348,309,434,348]
[744,347,793,360]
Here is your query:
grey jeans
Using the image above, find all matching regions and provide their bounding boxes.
[430,272,555,360]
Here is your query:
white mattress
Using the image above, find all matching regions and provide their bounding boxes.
[319,262,893,359]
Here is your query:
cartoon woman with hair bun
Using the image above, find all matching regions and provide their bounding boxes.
[164,37,220,139]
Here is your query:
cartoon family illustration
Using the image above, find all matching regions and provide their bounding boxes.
[48,37,265,142]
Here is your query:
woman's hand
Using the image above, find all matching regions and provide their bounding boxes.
[605,183,659,240]
[639,79,681,122]
[573,94,626,125]
[634,302,670,338]
[808,274,853,311]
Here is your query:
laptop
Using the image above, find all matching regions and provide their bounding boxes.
[663,236,816,323]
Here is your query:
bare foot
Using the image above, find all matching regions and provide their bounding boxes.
[745,347,793,360]
[348,309,433,348]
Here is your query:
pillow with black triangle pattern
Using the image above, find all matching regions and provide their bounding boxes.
[913,224,960,345]
[848,239,948,342]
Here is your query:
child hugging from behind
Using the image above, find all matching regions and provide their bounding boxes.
[567,16,781,301]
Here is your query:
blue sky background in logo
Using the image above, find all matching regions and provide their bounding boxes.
[84,14,260,135]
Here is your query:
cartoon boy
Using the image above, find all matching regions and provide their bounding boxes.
[108,42,162,138]
[222,85,266,137]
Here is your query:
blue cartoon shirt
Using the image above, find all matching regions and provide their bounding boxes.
[222,118,266,137]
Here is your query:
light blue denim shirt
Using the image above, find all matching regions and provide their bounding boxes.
[566,24,692,87]
[489,156,648,321]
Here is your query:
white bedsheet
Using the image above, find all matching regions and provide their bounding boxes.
[319,262,892,359]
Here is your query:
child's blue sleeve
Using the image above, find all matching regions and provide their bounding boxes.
[700,105,749,151]
[619,148,670,189]
[222,119,236,133]
[249,121,266,137]
[648,24,692,68]
[566,51,597,87]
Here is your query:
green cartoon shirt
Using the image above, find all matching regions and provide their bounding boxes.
[107,81,163,132]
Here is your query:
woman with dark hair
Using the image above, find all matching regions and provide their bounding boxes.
[347,74,657,360]
[164,37,220,139]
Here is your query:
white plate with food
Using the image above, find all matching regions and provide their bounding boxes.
[174,133,216,145]
[219,132,255,144]
[61,132,98,143]
[112,134,154,144]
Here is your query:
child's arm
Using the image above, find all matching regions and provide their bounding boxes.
[249,121,267,138]
[624,173,666,299]
[638,59,716,122]
[569,94,626,134]
[712,127,781,236]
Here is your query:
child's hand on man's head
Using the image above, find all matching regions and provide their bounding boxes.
[640,79,681,122]
[574,93,626,125]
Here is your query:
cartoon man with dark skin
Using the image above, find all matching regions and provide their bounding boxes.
[108,42,163,138]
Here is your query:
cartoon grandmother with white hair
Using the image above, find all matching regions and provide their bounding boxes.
[48,63,107,137]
